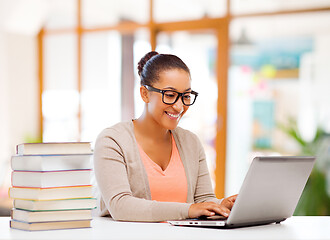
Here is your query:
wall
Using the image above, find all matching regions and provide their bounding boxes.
[0,0,40,188]
[0,3,11,187]
[5,33,40,145]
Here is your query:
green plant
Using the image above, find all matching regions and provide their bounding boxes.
[278,118,330,216]
[24,133,42,143]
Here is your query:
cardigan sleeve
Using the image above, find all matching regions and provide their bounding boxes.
[93,126,192,222]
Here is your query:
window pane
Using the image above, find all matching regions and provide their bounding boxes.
[154,0,226,22]
[44,0,77,30]
[155,32,218,188]
[82,0,149,28]
[226,12,330,196]
[81,31,122,143]
[231,0,330,15]
[43,34,79,141]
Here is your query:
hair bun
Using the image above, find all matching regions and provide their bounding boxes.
[137,51,159,76]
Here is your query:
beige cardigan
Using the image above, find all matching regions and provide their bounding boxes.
[93,121,222,222]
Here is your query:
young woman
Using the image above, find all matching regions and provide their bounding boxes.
[94,51,237,222]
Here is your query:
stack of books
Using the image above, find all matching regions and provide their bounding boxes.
[9,142,97,231]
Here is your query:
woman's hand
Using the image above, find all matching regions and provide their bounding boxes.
[220,194,237,212]
[188,194,238,219]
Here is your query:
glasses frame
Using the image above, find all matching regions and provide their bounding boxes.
[144,85,199,106]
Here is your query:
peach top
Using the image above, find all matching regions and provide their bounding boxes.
[138,134,188,203]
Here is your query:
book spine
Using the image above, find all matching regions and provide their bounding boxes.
[16,144,19,155]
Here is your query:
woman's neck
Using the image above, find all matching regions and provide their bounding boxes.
[133,111,170,142]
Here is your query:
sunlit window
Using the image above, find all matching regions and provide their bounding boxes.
[226,12,330,196]
[43,33,79,142]
[231,0,330,15]
[81,31,122,143]
[154,0,226,22]
[82,0,149,28]
[1,0,330,218]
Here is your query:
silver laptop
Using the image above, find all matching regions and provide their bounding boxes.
[168,156,315,228]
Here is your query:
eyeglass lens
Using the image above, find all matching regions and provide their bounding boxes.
[163,91,196,106]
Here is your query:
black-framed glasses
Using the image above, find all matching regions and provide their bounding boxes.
[144,85,199,106]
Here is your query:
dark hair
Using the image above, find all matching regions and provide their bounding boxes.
[137,51,190,86]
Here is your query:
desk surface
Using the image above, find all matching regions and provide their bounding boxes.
[1,216,329,240]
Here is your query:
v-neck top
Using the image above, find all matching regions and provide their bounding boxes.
[137,134,188,203]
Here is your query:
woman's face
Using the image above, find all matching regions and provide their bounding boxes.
[147,68,191,130]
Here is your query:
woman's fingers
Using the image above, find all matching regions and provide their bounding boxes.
[216,205,230,217]
[188,202,231,218]
[188,196,239,219]
[188,203,215,218]
[227,194,238,202]
[221,194,238,210]
[205,204,228,216]
[202,209,216,217]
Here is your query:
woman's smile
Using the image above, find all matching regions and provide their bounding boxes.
[165,110,183,120]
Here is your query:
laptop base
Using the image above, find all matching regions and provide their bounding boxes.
[168,218,286,229]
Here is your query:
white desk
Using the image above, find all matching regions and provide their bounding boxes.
[1,216,329,240]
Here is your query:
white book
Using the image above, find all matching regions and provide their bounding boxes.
[11,154,92,171]
[12,170,91,188]
[9,186,93,201]
[16,142,92,155]
[11,209,93,223]
[13,198,97,211]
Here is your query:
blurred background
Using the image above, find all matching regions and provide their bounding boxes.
[0,0,330,216]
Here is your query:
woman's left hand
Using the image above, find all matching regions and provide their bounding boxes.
[220,194,238,214]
